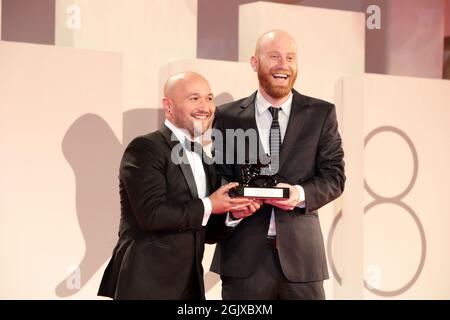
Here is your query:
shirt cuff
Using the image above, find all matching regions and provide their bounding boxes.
[295,185,306,208]
[225,212,242,227]
[201,197,212,226]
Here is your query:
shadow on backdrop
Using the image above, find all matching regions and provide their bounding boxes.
[122,108,164,147]
[214,92,234,107]
[56,113,123,297]
[55,109,162,297]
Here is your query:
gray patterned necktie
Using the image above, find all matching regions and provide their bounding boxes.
[268,106,282,174]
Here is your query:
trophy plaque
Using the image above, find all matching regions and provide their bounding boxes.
[229,163,289,199]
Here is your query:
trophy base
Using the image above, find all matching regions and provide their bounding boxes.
[229,186,289,199]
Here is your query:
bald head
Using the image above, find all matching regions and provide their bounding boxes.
[254,29,297,57]
[163,72,209,99]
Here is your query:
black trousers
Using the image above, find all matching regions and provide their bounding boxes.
[180,259,202,300]
[221,242,325,300]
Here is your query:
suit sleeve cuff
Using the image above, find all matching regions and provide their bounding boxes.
[201,197,212,226]
[295,185,306,208]
[225,212,242,227]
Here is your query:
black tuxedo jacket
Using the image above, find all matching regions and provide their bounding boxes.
[98,125,217,299]
[209,90,345,282]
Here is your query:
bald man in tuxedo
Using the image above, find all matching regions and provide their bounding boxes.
[98,72,259,300]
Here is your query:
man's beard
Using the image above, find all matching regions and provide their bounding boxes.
[258,69,297,99]
[192,118,212,137]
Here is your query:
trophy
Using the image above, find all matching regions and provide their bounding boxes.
[229,162,289,199]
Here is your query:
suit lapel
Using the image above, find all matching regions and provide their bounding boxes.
[279,90,309,170]
[238,93,258,131]
[179,163,199,199]
[238,92,265,163]
[159,125,199,199]
[202,157,216,195]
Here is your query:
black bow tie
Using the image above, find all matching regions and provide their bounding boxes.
[184,139,203,154]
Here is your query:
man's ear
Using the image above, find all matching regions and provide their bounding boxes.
[162,97,171,114]
[250,56,258,72]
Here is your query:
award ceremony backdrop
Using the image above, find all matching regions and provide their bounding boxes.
[1,0,450,299]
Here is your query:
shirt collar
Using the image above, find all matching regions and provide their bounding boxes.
[164,119,200,146]
[255,90,293,117]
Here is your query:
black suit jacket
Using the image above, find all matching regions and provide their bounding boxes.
[209,90,345,282]
[98,125,217,299]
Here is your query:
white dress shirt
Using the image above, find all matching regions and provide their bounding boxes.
[164,119,212,226]
[226,91,306,236]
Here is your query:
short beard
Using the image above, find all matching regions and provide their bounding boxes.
[192,118,212,137]
[258,70,297,99]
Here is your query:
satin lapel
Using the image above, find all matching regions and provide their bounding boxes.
[159,125,199,199]
[203,157,215,194]
[279,90,308,170]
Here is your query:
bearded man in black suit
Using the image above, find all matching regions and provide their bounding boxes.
[210,30,346,300]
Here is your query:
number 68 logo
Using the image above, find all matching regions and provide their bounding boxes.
[327,126,426,297]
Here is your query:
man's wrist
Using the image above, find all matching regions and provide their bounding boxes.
[229,212,239,220]
[294,185,306,208]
